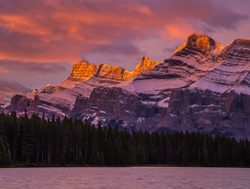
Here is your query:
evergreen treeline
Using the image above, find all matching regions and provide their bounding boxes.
[0,112,250,167]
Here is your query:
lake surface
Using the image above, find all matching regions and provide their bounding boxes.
[0,167,250,189]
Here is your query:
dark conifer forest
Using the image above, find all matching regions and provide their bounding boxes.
[0,112,250,167]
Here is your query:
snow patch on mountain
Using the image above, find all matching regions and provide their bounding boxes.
[190,39,250,95]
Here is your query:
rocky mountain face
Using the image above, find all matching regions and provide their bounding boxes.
[5,33,250,139]
[164,89,250,139]
[70,87,167,130]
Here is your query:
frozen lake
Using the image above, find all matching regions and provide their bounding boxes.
[0,167,250,189]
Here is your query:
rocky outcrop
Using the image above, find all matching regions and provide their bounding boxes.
[6,94,38,115]
[130,56,161,77]
[69,57,161,81]
[70,60,97,80]
[70,60,129,81]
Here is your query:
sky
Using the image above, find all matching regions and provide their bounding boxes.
[0,0,249,91]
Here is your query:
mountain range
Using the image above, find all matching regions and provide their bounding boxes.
[0,81,29,108]
[4,33,250,139]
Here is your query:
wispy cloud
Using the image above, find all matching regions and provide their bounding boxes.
[0,80,29,92]
[0,59,66,74]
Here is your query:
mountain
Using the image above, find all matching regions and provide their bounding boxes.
[5,57,161,118]
[69,33,227,131]
[5,33,250,139]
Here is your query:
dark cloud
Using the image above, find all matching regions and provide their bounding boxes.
[0,59,67,74]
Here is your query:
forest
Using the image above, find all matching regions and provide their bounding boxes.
[0,112,250,167]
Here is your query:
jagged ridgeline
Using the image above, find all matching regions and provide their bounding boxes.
[0,113,250,166]
[4,33,250,139]
[69,56,161,81]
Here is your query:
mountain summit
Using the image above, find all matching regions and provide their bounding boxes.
[174,33,225,56]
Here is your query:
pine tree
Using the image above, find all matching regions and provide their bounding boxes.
[0,136,11,165]
[0,113,249,167]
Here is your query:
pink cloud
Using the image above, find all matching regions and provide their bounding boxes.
[0,0,247,64]
[163,19,196,39]
[0,66,8,73]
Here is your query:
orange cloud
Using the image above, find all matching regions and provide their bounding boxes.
[0,0,246,64]
[164,19,195,39]
[0,5,158,62]
[0,15,49,36]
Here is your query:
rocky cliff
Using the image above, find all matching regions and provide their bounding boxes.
[70,60,129,81]
[69,57,161,81]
